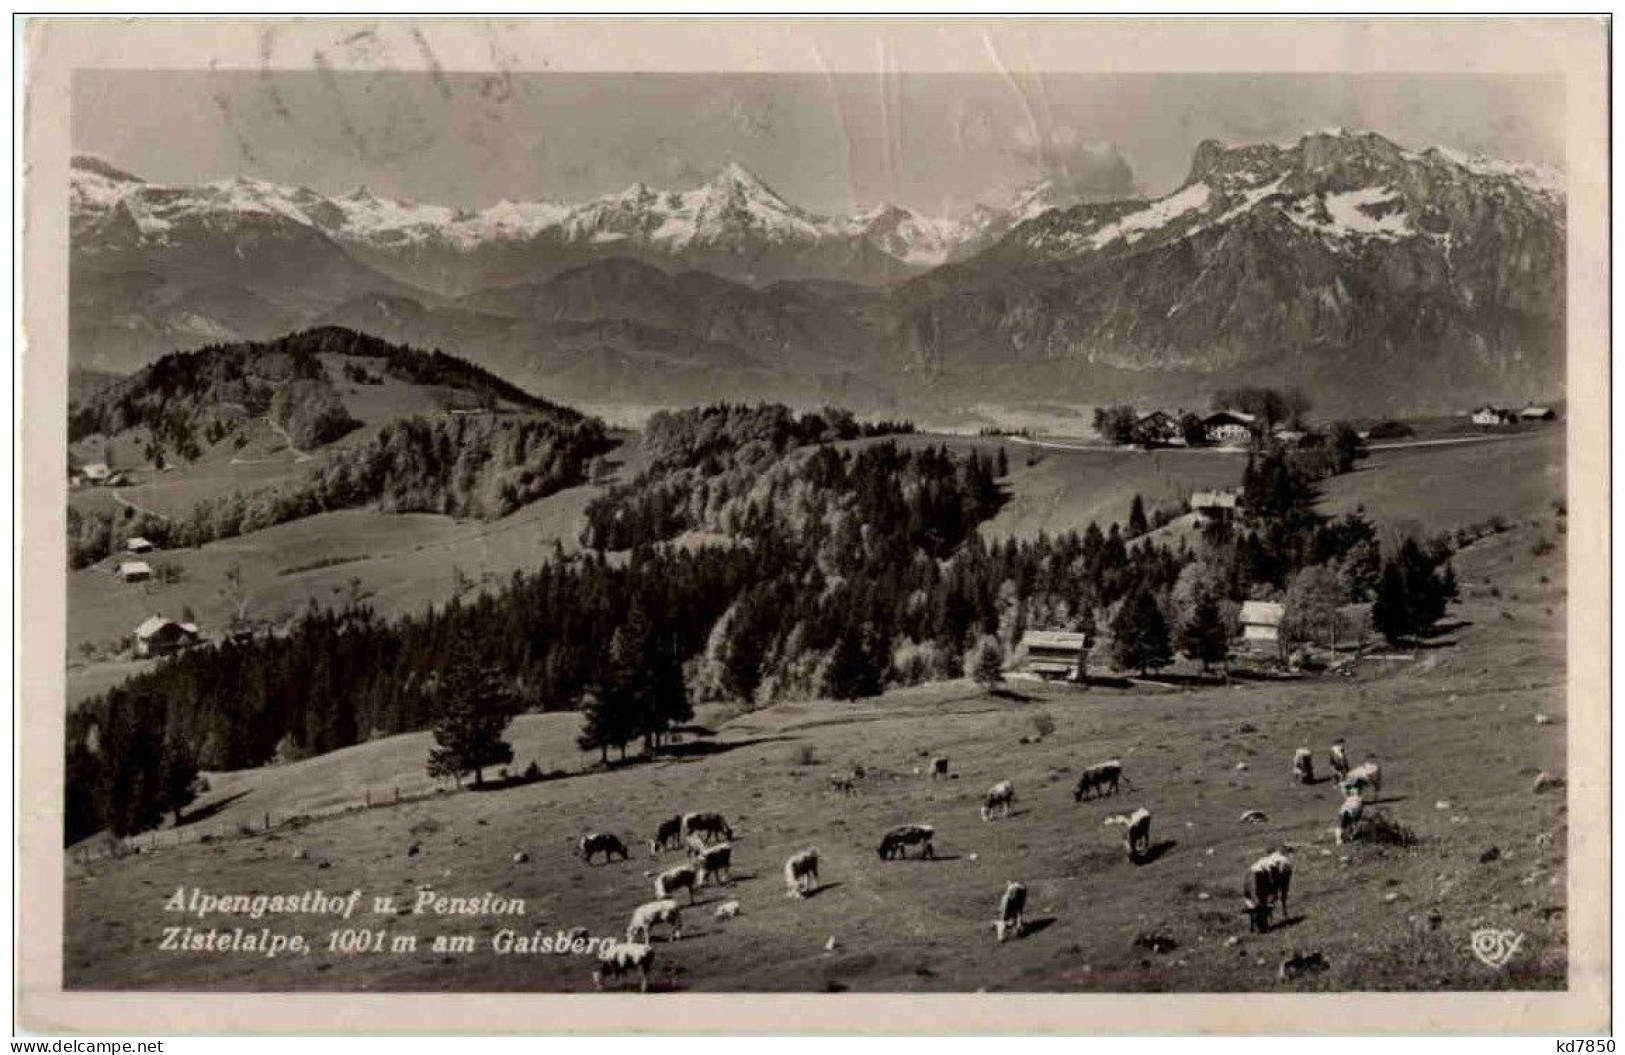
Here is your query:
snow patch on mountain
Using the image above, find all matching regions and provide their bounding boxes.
[1090,182,1213,249]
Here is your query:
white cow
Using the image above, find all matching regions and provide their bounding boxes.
[784,848,820,897]
[627,899,683,944]
[996,881,1028,943]
[982,780,1016,821]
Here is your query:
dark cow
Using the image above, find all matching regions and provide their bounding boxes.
[681,811,734,845]
[580,832,629,864]
[878,824,936,860]
[649,815,684,856]
[1073,760,1129,801]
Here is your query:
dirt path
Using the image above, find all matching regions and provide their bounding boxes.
[109,490,169,521]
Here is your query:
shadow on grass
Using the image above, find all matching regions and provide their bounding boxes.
[1019,917,1058,938]
[988,687,1038,703]
[1131,839,1178,866]
[800,881,843,899]
[176,789,252,828]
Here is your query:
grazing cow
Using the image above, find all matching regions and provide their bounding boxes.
[681,811,734,845]
[654,863,699,903]
[877,824,936,860]
[1293,747,1315,785]
[829,774,858,796]
[1335,793,1365,845]
[1073,760,1129,802]
[1342,760,1382,802]
[981,780,1016,821]
[930,757,950,780]
[1104,807,1153,859]
[592,941,653,992]
[996,881,1027,943]
[580,832,629,864]
[649,815,684,856]
[1242,851,1294,933]
[627,899,683,944]
[691,842,733,886]
[1329,740,1350,781]
[784,848,820,897]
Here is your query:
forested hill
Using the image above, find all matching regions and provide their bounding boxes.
[65,401,1457,848]
[68,326,578,452]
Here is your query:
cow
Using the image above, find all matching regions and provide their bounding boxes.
[878,824,936,860]
[930,757,950,780]
[580,832,629,864]
[1242,851,1293,933]
[681,811,734,845]
[649,815,684,856]
[1073,760,1129,802]
[627,899,682,944]
[981,780,1015,821]
[592,941,653,992]
[1293,747,1315,785]
[784,848,820,897]
[654,863,699,903]
[1343,760,1382,801]
[691,842,733,886]
[996,881,1027,943]
[1104,807,1152,860]
[1329,740,1350,781]
[1336,793,1365,845]
[829,774,859,796]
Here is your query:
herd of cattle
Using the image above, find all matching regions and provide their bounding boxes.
[580,740,1393,991]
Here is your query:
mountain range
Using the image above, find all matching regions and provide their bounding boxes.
[69,130,1565,415]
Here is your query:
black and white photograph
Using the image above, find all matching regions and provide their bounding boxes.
[16,16,1610,1034]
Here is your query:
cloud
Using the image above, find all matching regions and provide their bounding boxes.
[1012,125,1136,199]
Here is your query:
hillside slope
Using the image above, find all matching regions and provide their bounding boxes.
[65,517,1567,992]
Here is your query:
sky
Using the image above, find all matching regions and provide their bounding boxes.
[74,71,1564,218]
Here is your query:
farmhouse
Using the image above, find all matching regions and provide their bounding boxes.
[1472,406,1517,426]
[1519,405,1556,421]
[1134,410,1184,447]
[1191,489,1239,521]
[1239,600,1285,650]
[124,536,155,554]
[134,615,199,658]
[1019,630,1088,681]
[1204,411,1256,446]
[117,561,153,584]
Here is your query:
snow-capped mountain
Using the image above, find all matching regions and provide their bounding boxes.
[895,129,1565,413]
[70,157,1012,294]
[68,130,1565,414]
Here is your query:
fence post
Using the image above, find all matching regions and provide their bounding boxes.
[365,789,371,808]
[264,811,270,832]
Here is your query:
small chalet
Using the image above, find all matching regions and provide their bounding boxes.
[124,536,155,554]
[1019,630,1089,682]
[80,462,111,485]
[1190,489,1239,520]
[1519,405,1556,421]
[1472,406,1517,426]
[1204,411,1256,446]
[1134,410,1184,447]
[117,560,153,584]
[134,615,198,658]
[1239,600,1285,649]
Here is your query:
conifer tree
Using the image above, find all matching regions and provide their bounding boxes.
[426,647,515,787]
[1110,586,1173,676]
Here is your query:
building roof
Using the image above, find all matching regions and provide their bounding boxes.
[118,561,153,578]
[1191,489,1238,509]
[1021,630,1088,651]
[1520,405,1554,417]
[1205,410,1257,426]
[81,462,110,478]
[125,536,154,551]
[135,615,175,639]
[1239,600,1285,627]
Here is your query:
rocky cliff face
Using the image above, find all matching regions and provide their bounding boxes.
[892,130,1564,412]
